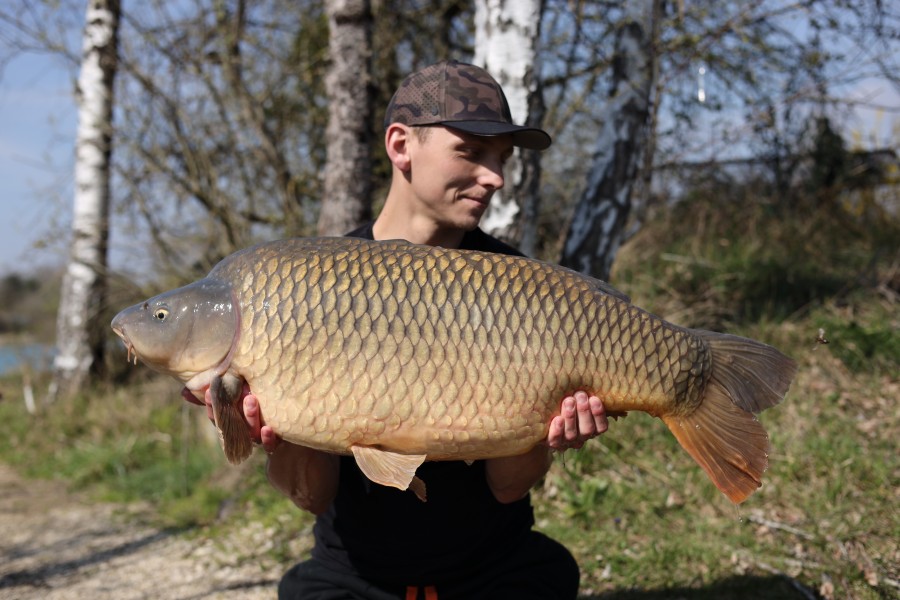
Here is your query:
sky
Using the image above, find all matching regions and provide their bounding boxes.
[1,50,897,279]
[0,53,77,277]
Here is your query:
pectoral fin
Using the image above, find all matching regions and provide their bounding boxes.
[351,445,428,501]
[210,374,252,465]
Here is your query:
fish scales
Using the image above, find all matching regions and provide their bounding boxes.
[216,238,691,455]
[111,236,796,503]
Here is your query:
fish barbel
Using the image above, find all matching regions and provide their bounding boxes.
[111,237,796,503]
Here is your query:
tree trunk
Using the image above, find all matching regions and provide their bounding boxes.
[317,0,373,236]
[559,1,659,280]
[474,0,545,255]
[48,0,120,403]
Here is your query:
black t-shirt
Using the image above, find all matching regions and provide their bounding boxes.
[310,223,536,586]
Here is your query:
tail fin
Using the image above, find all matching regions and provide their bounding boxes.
[661,332,796,503]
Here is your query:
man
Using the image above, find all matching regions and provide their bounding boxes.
[196,60,608,599]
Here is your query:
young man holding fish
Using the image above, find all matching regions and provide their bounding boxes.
[200,61,609,599]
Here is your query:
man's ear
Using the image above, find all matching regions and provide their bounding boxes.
[385,123,413,172]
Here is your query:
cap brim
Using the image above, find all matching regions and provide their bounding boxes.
[441,120,552,150]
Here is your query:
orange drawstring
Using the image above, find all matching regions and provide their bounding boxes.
[404,585,439,600]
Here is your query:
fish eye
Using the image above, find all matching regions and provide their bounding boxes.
[154,308,170,321]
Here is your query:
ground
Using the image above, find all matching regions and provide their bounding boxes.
[0,464,283,600]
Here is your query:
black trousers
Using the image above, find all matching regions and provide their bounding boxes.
[278,530,580,600]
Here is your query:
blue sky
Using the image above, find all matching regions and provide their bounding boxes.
[0,53,77,276]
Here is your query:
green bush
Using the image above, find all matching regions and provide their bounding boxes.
[614,184,899,335]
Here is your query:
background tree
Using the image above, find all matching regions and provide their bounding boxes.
[558,1,660,280]
[48,0,121,402]
[108,0,328,277]
[1,0,896,292]
[318,0,373,236]
[474,0,546,256]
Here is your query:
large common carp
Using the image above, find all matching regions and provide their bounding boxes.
[111,237,795,503]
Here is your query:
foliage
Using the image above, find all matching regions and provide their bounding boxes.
[612,157,900,335]
[0,273,42,334]
[810,295,900,375]
[0,269,61,341]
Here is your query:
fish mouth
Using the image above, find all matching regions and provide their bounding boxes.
[111,325,139,365]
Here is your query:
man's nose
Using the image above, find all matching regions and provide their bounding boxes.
[478,156,506,190]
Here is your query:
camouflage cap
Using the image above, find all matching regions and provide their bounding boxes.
[384,60,551,150]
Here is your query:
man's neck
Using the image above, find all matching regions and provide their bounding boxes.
[372,200,467,249]
[372,219,466,248]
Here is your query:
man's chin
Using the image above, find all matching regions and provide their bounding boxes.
[457,214,484,231]
[461,202,489,225]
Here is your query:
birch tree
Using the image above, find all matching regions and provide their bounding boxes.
[474,0,545,255]
[318,0,373,236]
[559,1,660,280]
[49,0,120,402]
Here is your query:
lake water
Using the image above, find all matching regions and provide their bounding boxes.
[0,343,55,375]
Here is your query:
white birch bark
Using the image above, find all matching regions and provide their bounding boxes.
[474,0,544,251]
[49,0,120,402]
[318,0,373,236]
[560,1,659,280]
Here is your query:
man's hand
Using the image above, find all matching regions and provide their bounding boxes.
[547,391,608,451]
[181,384,334,513]
[236,392,335,514]
[181,384,281,453]
[487,391,608,503]
[181,386,213,420]
[242,393,281,454]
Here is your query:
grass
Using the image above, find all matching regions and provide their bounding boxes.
[0,191,896,598]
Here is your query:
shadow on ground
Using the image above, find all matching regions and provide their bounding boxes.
[581,574,820,600]
[0,530,173,591]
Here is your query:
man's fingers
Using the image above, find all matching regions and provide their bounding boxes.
[550,392,607,451]
[260,425,281,454]
[203,387,216,422]
[546,415,564,449]
[589,395,608,434]
[241,394,281,453]
[562,397,578,441]
[575,391,596,436]
[243,394,262,441]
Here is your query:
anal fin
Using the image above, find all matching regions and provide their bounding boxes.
[351,445,428,501]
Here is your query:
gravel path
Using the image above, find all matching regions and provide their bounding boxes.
[0,464,284,599]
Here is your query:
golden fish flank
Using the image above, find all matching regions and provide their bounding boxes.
[110,236,796,504]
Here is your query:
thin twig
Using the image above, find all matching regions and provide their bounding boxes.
[747,513,816,540]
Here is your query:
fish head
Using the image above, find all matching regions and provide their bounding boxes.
[110,278,239,385]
